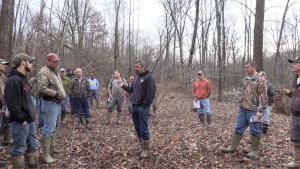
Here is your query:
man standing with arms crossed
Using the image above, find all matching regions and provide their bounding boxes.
[5,53,38,168]
[221,60,268,158]
[37,53,66,163]
[118,59,156,158]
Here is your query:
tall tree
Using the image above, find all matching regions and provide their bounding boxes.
[114,0,121,70]
[253,0,265,71]
[215,0,223,102]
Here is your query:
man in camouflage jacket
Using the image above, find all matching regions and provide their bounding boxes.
[221,60,268,158]
[37,53,66,164]
[0,59,12,149]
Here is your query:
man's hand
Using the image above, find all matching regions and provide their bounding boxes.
[283,89,291,94]
[109,94,112,100]
[118,81,124,87]
[257,112,263,119]
[22,121,27,126]
[194,98,198,102]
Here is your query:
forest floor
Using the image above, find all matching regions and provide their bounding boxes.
[0,84,294,169]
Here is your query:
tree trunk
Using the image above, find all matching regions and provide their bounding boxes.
[114,0,121,70]
[215,0,223,102]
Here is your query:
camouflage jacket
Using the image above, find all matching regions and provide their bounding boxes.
[0,72,7,110]
[69,77,91,99]
[238,73,268,112]
[29,77,39,97]
[37,66,66,103]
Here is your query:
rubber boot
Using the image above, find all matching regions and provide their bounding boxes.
[284,145,300,168]
[207,114,212,126]
[42,137,56,164]
[246,136,260,158]
[262,124,268,135]
[90,99,93,108]
[50,135,62,154]
[61,112,66,125]
[105,111,112,124]
[12,155,25,169]
[199,114,205,126]
[221,133,243,153]
[77,117,83,128]
[4,129,13,144]
[140,140,150,158]
[116,111,121,124]
[96,99,99,109]
[86,118,91,129]
[25,151,39,169]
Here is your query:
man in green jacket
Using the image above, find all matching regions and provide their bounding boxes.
[59,68,70,124]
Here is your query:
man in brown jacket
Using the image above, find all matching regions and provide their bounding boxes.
[69,68,91,129]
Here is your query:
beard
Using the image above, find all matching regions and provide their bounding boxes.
[135,69,140,75]
[25,66,31,72]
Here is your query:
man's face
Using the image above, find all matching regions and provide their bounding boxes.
[60,71,65,77]
[134,63,145,75]
[114,72,120,78]
[0,64,7,72]
[291,62,300,73]
[91,75,95,79]
[47,60,59,70]
[244,63,256,76]
[25,60,32,72]
[197,74,203,81]
[68,71,72,75]
[76,70,82,78]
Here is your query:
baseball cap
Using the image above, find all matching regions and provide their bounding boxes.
[197,70,203,75]
[288,56,300,63]
[13,53,35,65]
[46,53,60,62]
[60,68,65,72]
[66,68,72,72]
[0,59,9,65]
[130,76,134,80]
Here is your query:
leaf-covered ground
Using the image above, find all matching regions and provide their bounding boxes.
[0,97,294,168]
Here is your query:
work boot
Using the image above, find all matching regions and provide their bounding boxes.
[198,114,205,126]
[262,123,268,135]
[25,151,39,169]
[61,112,66,125]
[246,136,260,158]
[77,117,83,128]
[221,133,243,153]
[140,140,150,158]
[86,118,91,129]
[284,145,300,168]
[4,129,13,144]
[50,135,62,154]
[12,155,25,169]
[207,114,212,126]
[42,137,56,164]
[116,111,122,124]
[105,111,112,124]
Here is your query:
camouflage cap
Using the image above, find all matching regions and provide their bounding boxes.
[0,59,9,65]
[60,68,65,72]
[13,53,35,65]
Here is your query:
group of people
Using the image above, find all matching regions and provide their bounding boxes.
[0,52,156,168]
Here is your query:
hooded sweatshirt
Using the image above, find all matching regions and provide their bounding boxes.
[5,67,36,124]
[122,70,156,107]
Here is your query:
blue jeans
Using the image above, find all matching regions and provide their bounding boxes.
[42,100,61,138]
[263,106,271,125]
[132,105,150,140]
[61,96,69,113]
[197,98,211,115]
[90,89,98,100]
[234,108,261,137]
[30,96,41,110]
[9,122,38,156]
[73,98,90,118]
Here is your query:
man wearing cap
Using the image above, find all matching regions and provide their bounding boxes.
[88,73,100,109]
[0,58,13,149]
[5,53,39,168]
[221,60,268,158]
[283,56,300,168]
[66,68,75,80]
[59,68,70,124]
[37,53,66,163]
[126,76,134,116]
[193,70,212,126]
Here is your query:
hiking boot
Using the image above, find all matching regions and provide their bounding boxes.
[221,133,243,153]
[12,155,25,169]
[246,136,260,158]
[137,137,143,154]
[283,145,300,168]
[25,151,39,169]
[42,137,56,164]
[140,140,150,158]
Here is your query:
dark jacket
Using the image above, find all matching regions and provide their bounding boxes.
[122,70,156,107]
[289,74,300,116]
[5,67,36,124]
[69,77,91,99]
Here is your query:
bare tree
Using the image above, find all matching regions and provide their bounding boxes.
[114,0,121,70]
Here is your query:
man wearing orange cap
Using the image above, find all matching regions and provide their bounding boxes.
[126,76,134,116]
[37,53,66,163]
